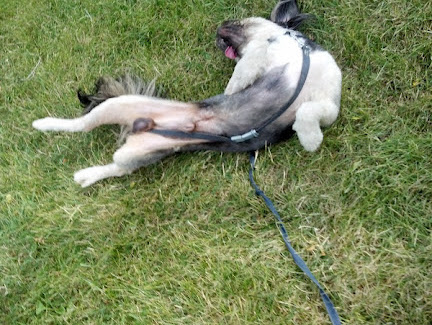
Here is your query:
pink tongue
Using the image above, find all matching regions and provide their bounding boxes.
[225,46,237,59]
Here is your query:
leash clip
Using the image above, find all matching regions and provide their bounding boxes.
[231,129,259,143]
[285,30,311,53]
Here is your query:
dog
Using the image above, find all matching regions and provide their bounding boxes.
[32,0,342,187]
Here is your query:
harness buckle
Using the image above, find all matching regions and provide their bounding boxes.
[230,129,259,143]
[285,30,310,53]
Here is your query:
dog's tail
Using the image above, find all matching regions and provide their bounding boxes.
[78,75,158,115]
[78,75,159,144]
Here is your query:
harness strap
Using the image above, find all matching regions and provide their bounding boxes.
[150,30,310,143]
[255,33,310,134]
[149,129,233,143]
[249,152,341,325]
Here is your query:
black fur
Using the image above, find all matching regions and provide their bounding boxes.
[297,34,323,52]
[185,65,296,152]
[75,62,297,153]
[78,75,158,115]
[78,77,115,115]
[270,0,311,29]
[216,20,246,57]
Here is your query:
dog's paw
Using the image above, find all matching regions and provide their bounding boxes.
[74,167,104,188]
[74,164,129,187]
[224,79,252,95]
[33,117,83,132]
[298,129,323,152]
[292,121,323,152]
[32,117,61,131]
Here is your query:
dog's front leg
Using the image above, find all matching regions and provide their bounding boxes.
[32,95,199,132]
[292,100,339,152]
[224,55,265,95]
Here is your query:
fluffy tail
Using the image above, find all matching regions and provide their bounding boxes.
[77,75,158,114]
[77,75,159,144]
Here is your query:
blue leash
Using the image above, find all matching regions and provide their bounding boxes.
[248,152,341,325]
[147,29,341,323]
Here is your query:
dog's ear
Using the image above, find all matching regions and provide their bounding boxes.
[270,0,309,30]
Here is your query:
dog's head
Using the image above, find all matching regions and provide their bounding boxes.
[216,0,309,60]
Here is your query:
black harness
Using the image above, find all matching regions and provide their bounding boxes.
[149,30,310,143]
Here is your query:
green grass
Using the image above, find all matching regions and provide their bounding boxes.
[1,0,431,323]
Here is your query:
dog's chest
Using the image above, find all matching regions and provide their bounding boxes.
[243,35,304,89]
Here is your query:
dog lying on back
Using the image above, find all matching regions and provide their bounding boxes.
[33,0,341,187]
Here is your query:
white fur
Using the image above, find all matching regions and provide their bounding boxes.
[225,17,342,152]
[225,18,303,95]
[33,96,202,187]
[74,163,131,187]
[32,117,86,132]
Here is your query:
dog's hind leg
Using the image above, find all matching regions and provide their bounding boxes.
[73,132,205,187]
[73,163,132,188]
[32,95,199,132]
[292,100,339,152]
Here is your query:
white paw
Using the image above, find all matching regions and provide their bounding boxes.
[74,167,104,188]
[224,81,251,95]
[74,164,129,187]
[298,130,323,152]
[293,121,323,152]
[32,117,61,131]
[33,117,84,132]
[224,84,236,95]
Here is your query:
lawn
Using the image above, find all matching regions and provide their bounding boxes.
[1,0,431,324]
